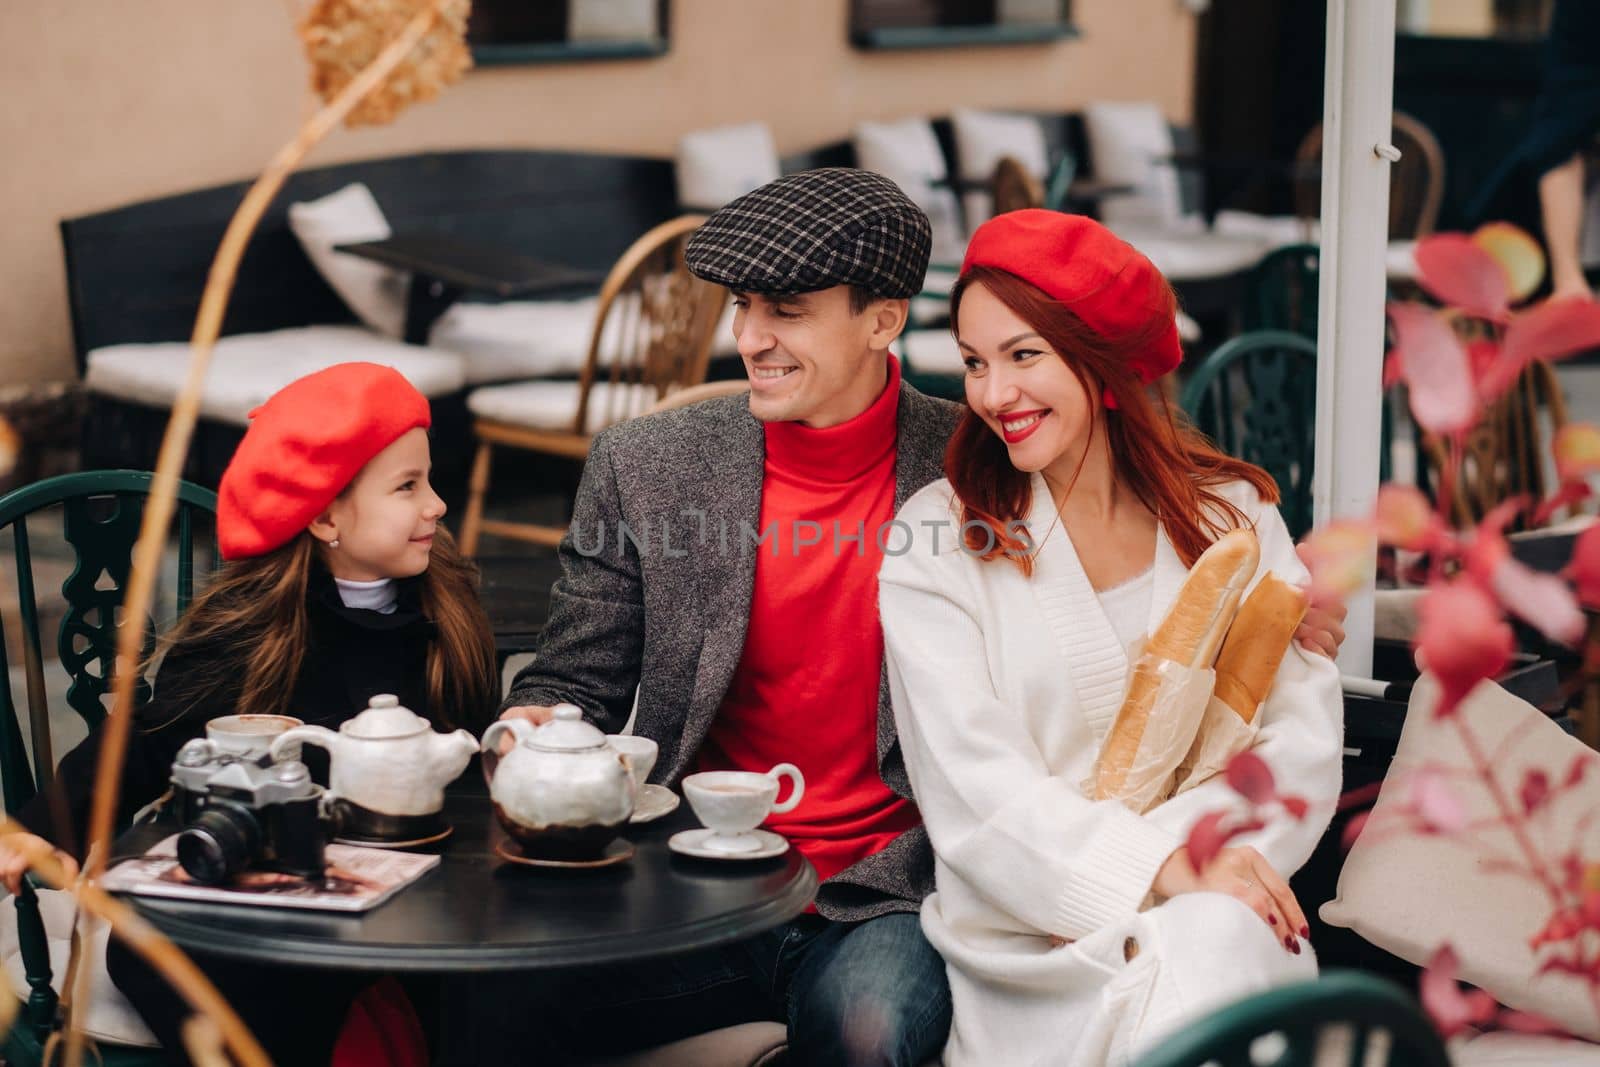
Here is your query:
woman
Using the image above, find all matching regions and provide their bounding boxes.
[879,211,1343,1066]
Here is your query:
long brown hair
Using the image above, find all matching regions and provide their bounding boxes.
[947,266,1278,572]
[145,525,497,733]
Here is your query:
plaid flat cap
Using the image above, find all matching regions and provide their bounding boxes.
[684,168,932,299]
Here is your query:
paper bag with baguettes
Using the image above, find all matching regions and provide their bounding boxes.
[1086,528,1259,813]
[1169,574,1307,796]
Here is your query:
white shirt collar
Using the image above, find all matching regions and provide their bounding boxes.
[334,576,398,615]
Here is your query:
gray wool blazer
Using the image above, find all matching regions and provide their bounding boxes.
[504,379,964,922]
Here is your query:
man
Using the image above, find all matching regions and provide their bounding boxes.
[490,168,1346,1065]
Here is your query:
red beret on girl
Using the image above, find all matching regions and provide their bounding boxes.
[960,209,1183,402]
[217,363,431,560]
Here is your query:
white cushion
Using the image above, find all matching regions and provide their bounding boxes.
[1321,673,1600,1042]
[0,888,159,1047]
[1084,100,1193,230]
[676,123,781,211]
[854,118,968,267]
[1450,1033,1600,1066]
[1112,227,1270,282]
[287,183,408,339]
[86,326,465,425]
[432,298,737,386]
[898,329,964,377]
[568,0,657,41]
[1212,210,1321,248]
[949,108,1049,226]
[468,379,658,434]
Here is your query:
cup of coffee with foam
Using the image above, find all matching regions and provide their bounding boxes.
[206,714,304,763]
[681,763,804,853]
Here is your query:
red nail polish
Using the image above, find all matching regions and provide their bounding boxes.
[1268,914,1277,925]
[1291,940,1301,954]
[1300,925,1310,939]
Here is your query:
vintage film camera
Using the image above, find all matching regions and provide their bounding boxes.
[169,739,337,885]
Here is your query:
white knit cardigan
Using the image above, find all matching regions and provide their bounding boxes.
[880,474,1343,1066]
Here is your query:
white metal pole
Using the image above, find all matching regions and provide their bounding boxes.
[1313,0,1397,678]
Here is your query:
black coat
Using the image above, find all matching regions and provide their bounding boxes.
[18,567,436,859]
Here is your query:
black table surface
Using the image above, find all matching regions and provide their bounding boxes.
[475,553,563,658]
[334,232,602,299]
[113,781,817,974]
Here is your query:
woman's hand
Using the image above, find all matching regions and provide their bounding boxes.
[1294,545,1348,658]
[1152,845,1306,954]
[0,832,78,895]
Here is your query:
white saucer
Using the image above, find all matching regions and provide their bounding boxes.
[668,828,789,861]
[630,784,681,824]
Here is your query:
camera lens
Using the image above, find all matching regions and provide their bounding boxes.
[177,805,261,885]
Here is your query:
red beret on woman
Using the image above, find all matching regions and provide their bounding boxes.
[960,209,1183,405]
[217,362,431,560]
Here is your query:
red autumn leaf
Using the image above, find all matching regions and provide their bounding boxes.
[1421,944,1502,1038]
[1415,582,1514,717]
[1340,810,1372,852]
[1491,558,1587,646]
[1383,351,1405,389]
[1185,811,1233,872]
[1461,496,1524,590]
[1415,233,1512,321]
[1531,909,1585,949]
[1225,749,1277,805]
[1280,795,1310,820]
[1565,523,1600,610]
[1531,480,1594,526]
[1520,769,1550,814]
[1409,767,1468,834]
[1469,338,1525,404]
[1582,891,1600,928]
[1374,484,1444,551]
[1503,295,1600,368]
[1388,302,1481,435]
[1496,1010,1569,1037]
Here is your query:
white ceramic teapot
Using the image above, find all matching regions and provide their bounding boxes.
[269,695,476,831]
[479,704,637,858]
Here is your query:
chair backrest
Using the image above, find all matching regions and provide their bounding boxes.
[1423,359,1569,528]
[991,155,1045,215]
[1130,971,1450,1067]
[1180,330,1318,539]
[645,379,751,415]
[1292,111,1446,240]
[0,471,217,814]
[1242,243,1321,337]
[571,215,728,436]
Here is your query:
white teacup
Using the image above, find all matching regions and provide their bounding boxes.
[608,735,659,790]
[206,714,303,762]
[681,763,804,853]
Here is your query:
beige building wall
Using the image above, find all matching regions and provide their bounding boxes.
[0,0,1196,386]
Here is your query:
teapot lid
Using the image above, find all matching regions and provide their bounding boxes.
[344,694,429,739]
[530,704,607,752]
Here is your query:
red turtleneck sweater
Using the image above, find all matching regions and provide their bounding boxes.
[697,356,920,884]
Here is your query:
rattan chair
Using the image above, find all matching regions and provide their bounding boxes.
[990,155,1045,216]
[459,217,727,554]
[1292,111,1446,240]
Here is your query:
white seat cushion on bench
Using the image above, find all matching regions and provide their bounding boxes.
[468,379,658,435]
[432,300,738,386]
[85,326,465,425]
[1111,226,1270,283]
[1450,1033,1600,1066]
[0,888,159,1047]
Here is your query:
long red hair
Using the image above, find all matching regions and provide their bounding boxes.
[946,266,1278,572]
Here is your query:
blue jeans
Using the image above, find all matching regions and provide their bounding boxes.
[445,911,951,1066]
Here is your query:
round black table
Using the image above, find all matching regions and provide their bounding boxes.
[114,785,817,973]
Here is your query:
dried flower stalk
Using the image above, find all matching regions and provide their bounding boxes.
[300,0,472,127]
[62,2,467,1062]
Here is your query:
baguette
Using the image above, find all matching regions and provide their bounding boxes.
[1211,574,1308,724]
[1093,528,1259,799]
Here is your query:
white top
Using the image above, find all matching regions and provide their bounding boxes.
[1095,566,1154,656]
[879,474,1343,1065]
[334,576,397,615]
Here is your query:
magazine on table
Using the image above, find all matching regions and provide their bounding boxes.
[101,835,439,913]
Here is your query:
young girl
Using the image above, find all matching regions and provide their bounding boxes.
[2,361,498,1066]
[879,212,1343,1066]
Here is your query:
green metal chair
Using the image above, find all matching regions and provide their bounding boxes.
[0,470,216,1065]
[1180,330,1319,540]
[1240,243,1321,338]
[1130,970,1450,1067]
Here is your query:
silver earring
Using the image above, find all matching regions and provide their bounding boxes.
[329,538,340,549]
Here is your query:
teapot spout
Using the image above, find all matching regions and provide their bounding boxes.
[435,728,477,784]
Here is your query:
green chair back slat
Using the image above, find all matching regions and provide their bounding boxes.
[1181,330,1319,540]
[1129,971,1450,1067]
[0,470,217,814]
[1242,242,1321,338]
